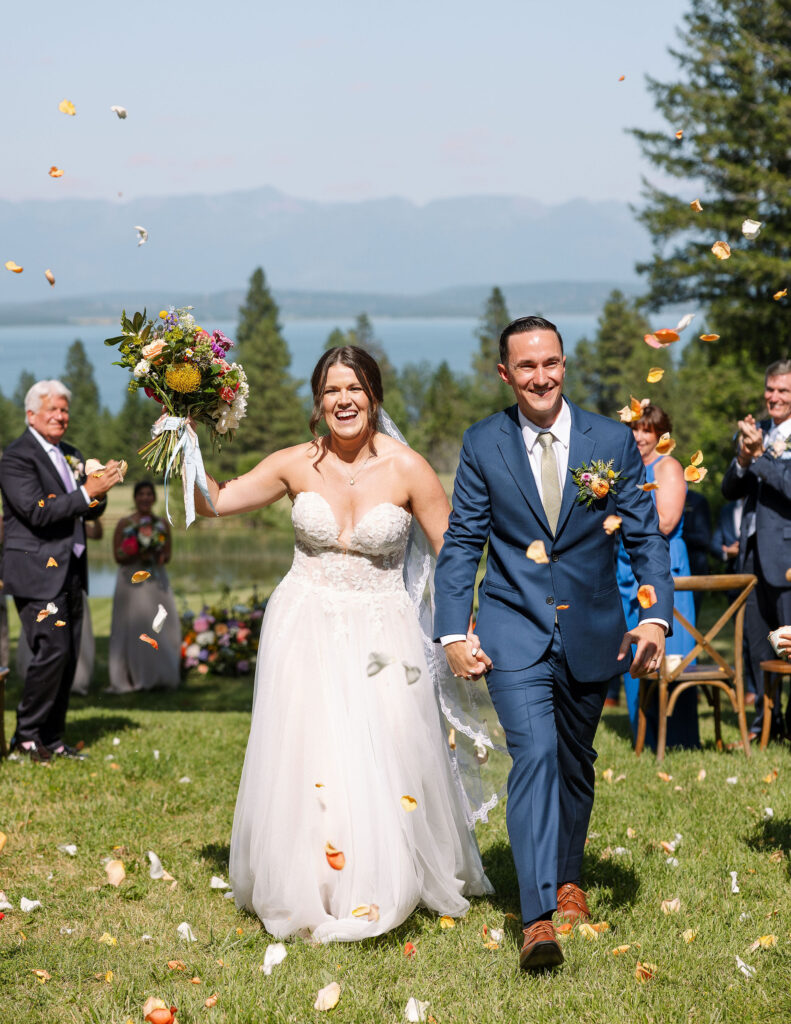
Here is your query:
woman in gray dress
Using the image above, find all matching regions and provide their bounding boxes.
[107,481,181,692]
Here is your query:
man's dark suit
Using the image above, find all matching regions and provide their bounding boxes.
[722,424,791,737]
[0,429,106,749]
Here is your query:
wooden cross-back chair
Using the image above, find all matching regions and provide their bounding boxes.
[635,574,757,762]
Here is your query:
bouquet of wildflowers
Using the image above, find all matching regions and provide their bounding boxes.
[105,307,249,524]
[117,515,168,559]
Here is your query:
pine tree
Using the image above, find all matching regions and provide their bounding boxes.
[61,339,102,457]
[421,362,471,472]
[235,268,306,470]
[565,290,677,419]
[471,287,512,418]
[12,370,36,414]
[113,387,162,472]
[631,0,791,365]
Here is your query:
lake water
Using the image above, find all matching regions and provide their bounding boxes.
[0,313,599,412]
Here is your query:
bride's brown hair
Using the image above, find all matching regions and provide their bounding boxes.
[309,346,384,444]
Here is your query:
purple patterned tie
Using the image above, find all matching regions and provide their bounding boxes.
[52,446,86,558]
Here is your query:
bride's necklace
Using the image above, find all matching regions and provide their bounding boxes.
[329,445,376,486]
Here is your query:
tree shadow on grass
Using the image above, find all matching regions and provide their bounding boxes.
[743,816,791,875]
[597,710,634,745]
[67,714,139,746]
[582,853,640,910]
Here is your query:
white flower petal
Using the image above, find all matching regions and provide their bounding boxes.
[152,604,168,634]
[210,876,229,889]
[736,955,756,978]
[261,942,287,975]
[405,997,430,1022]
[314,982,341,1011]
[177,921,197,942]
[730,870,740,894]
[20,897,42,912]
[673,312,696,332]
[741,218,763,240]
[147,850,164,880]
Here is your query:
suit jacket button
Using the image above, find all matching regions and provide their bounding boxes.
[551,553,559,562]
[546,596,554,605]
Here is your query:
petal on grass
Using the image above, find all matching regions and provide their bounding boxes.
[661,897,681,914]
[405,998,430,1023]
[314,982,341,1011]
[635,961,658,982]
[261,942,287,975]
[105,860,125,887]
[177,921,197,941]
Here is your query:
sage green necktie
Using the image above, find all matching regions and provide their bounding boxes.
[537,431,561,534]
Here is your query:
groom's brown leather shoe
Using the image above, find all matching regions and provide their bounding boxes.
[556,882,590,923]
[519,920,564,971]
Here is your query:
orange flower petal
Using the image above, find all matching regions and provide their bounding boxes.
[48,166,64,178]
[773,288,788,300]
[45,269,55,286]
[38,499,45,507]
[653,329,680,344]
[555,922,573,936]
[131,571,151,583]
[684,465,707,483]
[655,433,676,456]
[204,994,218,1008]
[325,842,345,870]
[54,620,66,627]
[690,199,703,212]
[618,75,625,82]
[637,584,658,609]
[646,367,665,383]
[556,604,570,611]
[88,499,99,508]
[46,556,58,567]
[635,961,657,982]
[4,261,23,273]
[711,240,731,260]
[526,539,549,564]
[167,960,187,971]
[612,944,631,955]
[400,795,417,812]
[700,333,720,341]
[603,515,622,535]
[404,941,416,958]
[439,915,456,929]
[637,482,659,492]
[675,130,683,139]
[690,450,704,466]
[47,493,56,498]
[657,771,673,781]
[58,99,76,115]
[139,633,159,649]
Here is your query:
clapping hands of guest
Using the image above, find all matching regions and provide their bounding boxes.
[736,415,764,466]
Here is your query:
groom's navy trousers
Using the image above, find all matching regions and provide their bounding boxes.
[486,627,609,923]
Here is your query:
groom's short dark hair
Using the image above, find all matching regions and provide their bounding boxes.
[499,316,564,364]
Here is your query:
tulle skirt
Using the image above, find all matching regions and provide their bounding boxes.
[229,572,491,942]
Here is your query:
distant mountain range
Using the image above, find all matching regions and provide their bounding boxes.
[0,280,641,326]
[0,186,650,316]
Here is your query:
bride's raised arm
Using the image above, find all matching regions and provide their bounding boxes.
[403,449,451,556]
[195,445,301,519]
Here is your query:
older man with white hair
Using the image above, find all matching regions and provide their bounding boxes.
[0,380,124,762]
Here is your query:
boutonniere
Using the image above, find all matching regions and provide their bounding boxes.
[768,436,791,459]
[571,459,624,507]
[64,454,84,479]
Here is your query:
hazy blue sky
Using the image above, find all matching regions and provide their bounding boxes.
[4,0,691,206]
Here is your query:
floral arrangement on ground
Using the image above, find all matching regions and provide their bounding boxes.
[181,590,267,676]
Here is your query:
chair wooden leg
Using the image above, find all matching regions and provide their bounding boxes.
[0,667,8,759]
[760,671,775,751]
[635,678,648,757]
[713,687,723,751]
[656,676,668,763]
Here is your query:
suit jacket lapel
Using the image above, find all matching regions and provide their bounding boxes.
[554,402,595,539]
[497,407,552,535]
[24,429,69,494]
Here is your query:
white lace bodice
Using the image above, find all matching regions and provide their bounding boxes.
[286,490,412,593]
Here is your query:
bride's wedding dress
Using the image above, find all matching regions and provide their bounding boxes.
[230,490,491,942]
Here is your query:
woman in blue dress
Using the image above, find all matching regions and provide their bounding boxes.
[616,404,700,750]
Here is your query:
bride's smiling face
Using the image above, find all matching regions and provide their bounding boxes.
[322,364,371,441]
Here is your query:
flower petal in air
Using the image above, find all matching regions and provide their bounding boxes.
[401,795,418,812]
[655,433,676,456]
[526,539,549,563]
[637,482,659,492]
[58,99,76,115]
[643,333,663,349]
[653,329,680,344]
[5,261,23,273]
[48,166,64,178]
[618,75,625,81]
[684,465,707,483]
[325,842,345,870]
[54,620,66,627]
[45,269,55,286]
[773,288,787,301]
[314,982,341,1011]
[139,633,159,649]
[700,333,720,341]
[637,585,658,609]
[447,728,456,750]
[690,199,703,212]
[674,313,696,332]
[711,240,731,260]
[153,604,168,633]
[602,515,622,535]
[742,219,763,240]
[131,571,151,583]
[647,367,665,383]
[675,130,683,139]
[110,105,128,118]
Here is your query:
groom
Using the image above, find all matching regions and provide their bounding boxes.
[435,316,673,970]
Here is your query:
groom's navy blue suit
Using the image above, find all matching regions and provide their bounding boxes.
[435,400,673,923]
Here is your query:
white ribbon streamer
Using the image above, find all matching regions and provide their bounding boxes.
[151,415,216,527]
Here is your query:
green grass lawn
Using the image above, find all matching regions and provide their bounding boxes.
[2,603,790,1023]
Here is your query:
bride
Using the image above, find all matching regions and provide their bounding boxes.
[195,345,492,941]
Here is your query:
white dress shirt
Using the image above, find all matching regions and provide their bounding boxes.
[733,417,791,538]
[28,425,91,505]
[441,398,667,645]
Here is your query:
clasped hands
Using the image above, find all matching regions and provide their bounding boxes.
[445,620,665,680]
[84,459,126,499]
[736,414,764,466]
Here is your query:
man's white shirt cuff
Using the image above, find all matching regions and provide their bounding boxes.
[642,617,669,634]
[79,485,91,504]
[440,634,467,646]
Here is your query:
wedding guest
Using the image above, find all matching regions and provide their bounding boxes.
[722,360,791,741]
[107,481,181,693]
[616,403,700,750]
[681,490,711,615]
[0,380,122,761]
[0,513,9,671]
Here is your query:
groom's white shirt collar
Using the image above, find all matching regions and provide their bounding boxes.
[517,398,571,454]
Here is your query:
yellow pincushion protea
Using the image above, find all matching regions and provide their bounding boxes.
[165,362,202,393]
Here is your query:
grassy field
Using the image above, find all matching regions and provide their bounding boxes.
[1,606,790,1023]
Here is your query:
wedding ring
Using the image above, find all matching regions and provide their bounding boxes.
[470,646,479,657]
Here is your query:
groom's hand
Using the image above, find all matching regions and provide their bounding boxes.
[445,639,492,680]
[617,622,666,677]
